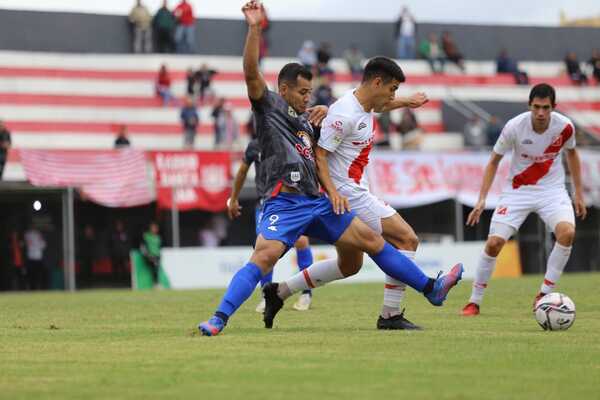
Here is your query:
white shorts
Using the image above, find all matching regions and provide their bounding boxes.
[489,189,575,240]
[337,184,396,234]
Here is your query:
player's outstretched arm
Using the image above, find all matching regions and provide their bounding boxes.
[242,1,267,101]
[466,152,503,226]
[228,162,250,220]
[565,148,587,219]
[381,92,429,112]
[315,146,350,215]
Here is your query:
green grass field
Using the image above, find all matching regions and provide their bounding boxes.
[1,273,599,400]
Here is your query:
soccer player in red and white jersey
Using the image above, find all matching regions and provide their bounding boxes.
[274,57,431,330]
[461,83,587,316]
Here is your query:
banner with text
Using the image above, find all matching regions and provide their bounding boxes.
[152,151,231,211]
[367,150,600,209]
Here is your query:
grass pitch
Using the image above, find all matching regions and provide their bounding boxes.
[1,273,599,400]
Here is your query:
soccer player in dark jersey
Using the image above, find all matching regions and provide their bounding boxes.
[198,1,463,336]
[228,137,315,312]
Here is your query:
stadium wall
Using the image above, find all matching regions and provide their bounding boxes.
[1,9,599,60]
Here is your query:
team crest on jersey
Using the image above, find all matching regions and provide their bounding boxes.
[358,122,367,130]
[290,171,301,182]
[521,139,533,145]
[295,130,314,161]
[288,106,298,118]
[330,120,343,132]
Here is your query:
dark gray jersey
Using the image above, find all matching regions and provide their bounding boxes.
[242,138,265,196]
[251,89,321,200]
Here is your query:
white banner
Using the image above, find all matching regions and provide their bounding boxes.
[367,150,600,209]
[161,242,484,290]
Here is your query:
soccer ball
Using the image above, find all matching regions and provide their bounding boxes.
[534,292,576,331]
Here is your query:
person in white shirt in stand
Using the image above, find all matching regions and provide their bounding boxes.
[275,56,431,330]
[461,83,587,316]
[24,225,47,290]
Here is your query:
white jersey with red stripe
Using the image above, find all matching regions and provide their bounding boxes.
[493,111,575,194]
[318,90,375,190]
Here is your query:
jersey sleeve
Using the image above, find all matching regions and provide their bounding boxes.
[318,113,352,152]
[249,88,274,115]
[493,119,515,155]
[565,121,576,149]
[243,140,260,165]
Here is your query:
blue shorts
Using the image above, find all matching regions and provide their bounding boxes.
[257,193,355,249]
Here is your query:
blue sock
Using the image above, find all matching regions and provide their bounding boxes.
[216,263,263,320]
[296,247,313,295]
[259,270,273,288]
[370,242,429,292]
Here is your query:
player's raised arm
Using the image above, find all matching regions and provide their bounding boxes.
[242,1,267,101]
[466,152,503,226]
[565,148,587,220]
[381,92,429,112]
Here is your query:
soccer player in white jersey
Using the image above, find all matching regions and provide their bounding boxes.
[461,83,587,316]
[273,57,431,330]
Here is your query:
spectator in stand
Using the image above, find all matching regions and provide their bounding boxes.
[128,0,153,53]
[0,120,11,180]
[394,6,417,59]
[496,49,529,85]
[376,112,392,148]
[155,64,174,106]
[397,108,422,150]
[186,67,196,97]
[297,40,317,72]
[114,125,131,148]
[9,230,26,290]
[463,115,487,149]
[78,224,96,289]
[565,52,588,85]
[587,49,600,84]
[194,64,217,103]
[486,116,502,146]
[441,31,465,72]
[180,96,199,149]
[140,222,162,288]
[212,99,239,150]
[24,225,46,290]
[153,0,176,53]
[316,42,334,78]
[258,4,271,65]
[110,219,131,284]
[343,44,365,83]
[419,33,444,74]
[173,0,195,54]
[313,74,335,106]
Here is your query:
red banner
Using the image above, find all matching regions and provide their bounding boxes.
[151,151,231,211]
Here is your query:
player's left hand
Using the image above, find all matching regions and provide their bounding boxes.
[406,92,429,108]
[574,194,587,219]
[306,105,328,127]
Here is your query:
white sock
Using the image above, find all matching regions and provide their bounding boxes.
[541,242,572,293]
[380,250,412,318]
[284,258,342,299]
[469,251,497,305]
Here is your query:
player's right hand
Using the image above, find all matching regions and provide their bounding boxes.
[242,1,263,26]
[227,198,242,220]
[329,190,351,215]
[466,199,485,226]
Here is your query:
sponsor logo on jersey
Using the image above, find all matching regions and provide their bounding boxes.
[521,152,558,162]
[333,135,342,144]
[357,122,367,130]
[295,131,315,161]
[352,136,375,147]
[330,120,343,132]
[496,206,508,215]
[288,106,298,118]
[521,139,533,145]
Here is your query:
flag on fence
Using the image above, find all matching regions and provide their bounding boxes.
[20,149,153,207]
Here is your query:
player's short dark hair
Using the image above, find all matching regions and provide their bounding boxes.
[362,57,406,84]
[529,83,556,107]
[278,63,313,87]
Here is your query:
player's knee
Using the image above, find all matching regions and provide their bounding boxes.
[404,232,419,251]
[250,248,280,269]
[485,236,505,257]
[294,235,309,249]
[555,224,575,246]
[358,226,385,253]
